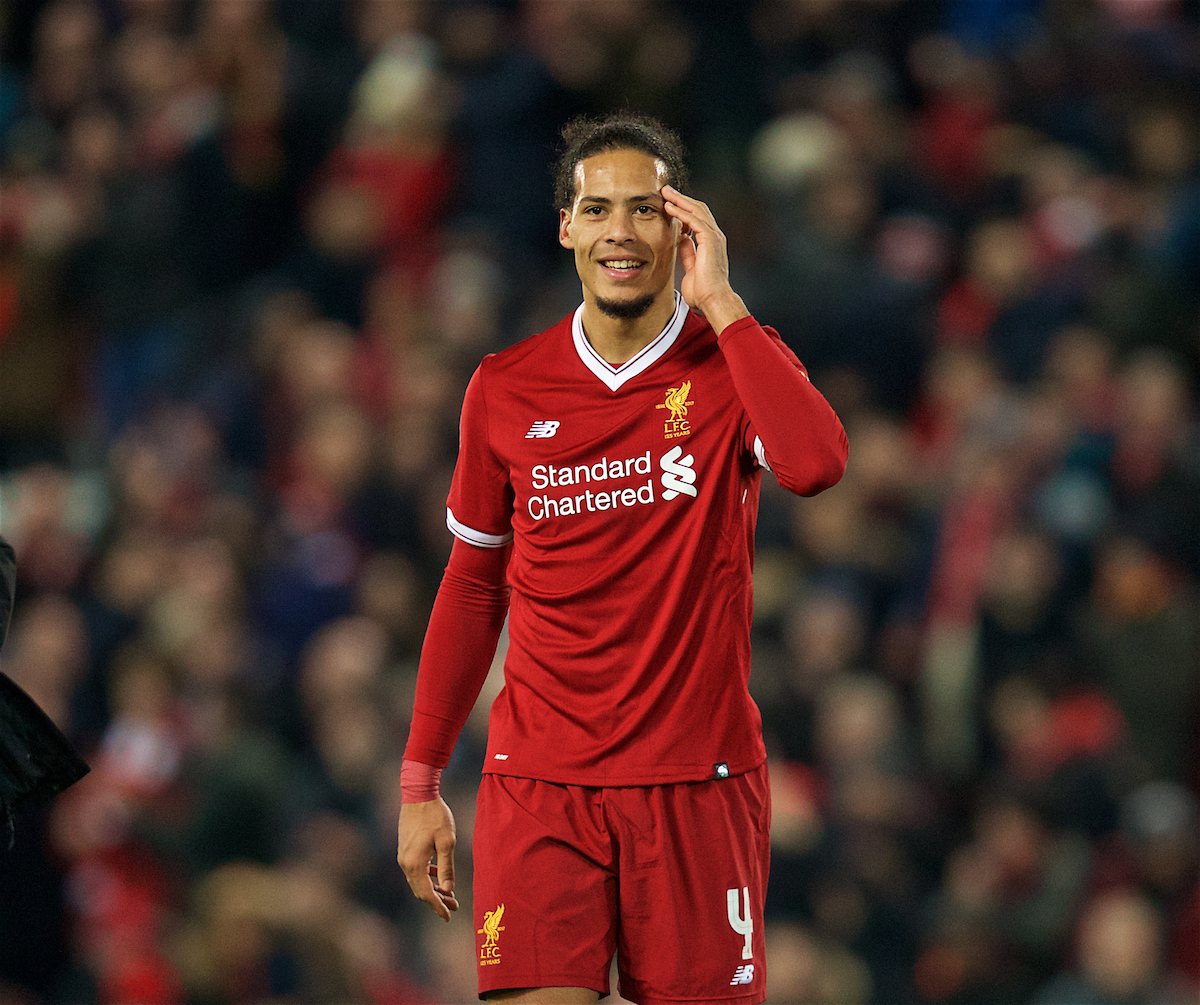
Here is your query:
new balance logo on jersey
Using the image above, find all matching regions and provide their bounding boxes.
[525,421,560,438]
[730,965,754,986]
[660,445,698,499]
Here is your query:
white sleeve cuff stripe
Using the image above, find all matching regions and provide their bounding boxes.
[753,436,772,472]
[446,508,513,548]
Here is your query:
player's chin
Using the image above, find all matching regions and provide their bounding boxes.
[598,281,645,301]
[595,290,657,320]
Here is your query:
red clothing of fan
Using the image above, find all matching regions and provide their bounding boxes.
[405,296,847,786]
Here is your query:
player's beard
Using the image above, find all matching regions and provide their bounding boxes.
[595,292,657,320]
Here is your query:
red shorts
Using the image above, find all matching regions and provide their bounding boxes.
[471,763,770,1004]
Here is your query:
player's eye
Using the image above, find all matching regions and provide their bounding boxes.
[636,205,655,215]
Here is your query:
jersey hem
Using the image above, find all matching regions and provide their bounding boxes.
[620,990,764,1005]
[480,753,767,788]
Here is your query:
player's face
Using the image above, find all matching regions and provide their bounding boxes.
[559,148,680,316]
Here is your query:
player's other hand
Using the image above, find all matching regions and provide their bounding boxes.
[398,797,459,921]
[661,185,748,334]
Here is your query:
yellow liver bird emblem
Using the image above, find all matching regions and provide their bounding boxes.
[660,380,693,421]
[478,903,505,948]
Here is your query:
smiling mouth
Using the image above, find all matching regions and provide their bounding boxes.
[599,259,646,276]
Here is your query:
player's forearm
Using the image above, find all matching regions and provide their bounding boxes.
[718,316,848,496]
[403,539,511,775]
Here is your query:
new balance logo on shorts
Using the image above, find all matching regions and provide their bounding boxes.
[730,964,754,985]
[526,420,560,438]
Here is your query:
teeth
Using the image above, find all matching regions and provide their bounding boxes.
[604,261,642,270]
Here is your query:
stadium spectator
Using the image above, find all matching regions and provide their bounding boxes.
[0,2,1196,1002]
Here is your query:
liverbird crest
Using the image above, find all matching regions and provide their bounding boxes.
[661,380,693,421]
[478,903,505,948]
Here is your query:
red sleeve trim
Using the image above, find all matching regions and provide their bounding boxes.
[446,507,513,547]
[400,759,443,803]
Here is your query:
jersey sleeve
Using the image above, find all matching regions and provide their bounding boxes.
[446,362,515,548]
[403,537,510,768]
[737,326,808,473]
[721,317,847,496]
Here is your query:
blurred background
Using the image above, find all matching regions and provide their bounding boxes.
[0,0,1197,1003]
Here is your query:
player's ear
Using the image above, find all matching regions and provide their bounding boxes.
[558,208,573,249]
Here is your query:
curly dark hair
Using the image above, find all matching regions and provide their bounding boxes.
[553,112,690,212]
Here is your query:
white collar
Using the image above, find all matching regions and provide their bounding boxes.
[571,292,690,392]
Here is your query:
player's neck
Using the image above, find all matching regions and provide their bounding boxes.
[578,287,679,367]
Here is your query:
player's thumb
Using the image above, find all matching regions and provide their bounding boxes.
[435,834,456,894]
[678,233,696,271]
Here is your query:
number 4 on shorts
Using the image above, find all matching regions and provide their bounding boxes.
[726,886,753,960]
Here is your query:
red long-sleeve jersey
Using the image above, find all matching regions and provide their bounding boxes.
[405,297,847,785]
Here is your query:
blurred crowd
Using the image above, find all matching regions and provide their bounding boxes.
[0,0,1197,1003]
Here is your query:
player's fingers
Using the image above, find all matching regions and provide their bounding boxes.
[662,198,705,227]
[663,200,723,245]
[424,882,452,922]
[662,186,718,227]
[404,859,451,921]
[661,184,706,212]
[428,865,461,911]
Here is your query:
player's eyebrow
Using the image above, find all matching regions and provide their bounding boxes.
[576,194,664,206]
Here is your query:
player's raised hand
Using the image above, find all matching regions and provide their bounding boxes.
[398,798,459,921]
[661,185,749,334]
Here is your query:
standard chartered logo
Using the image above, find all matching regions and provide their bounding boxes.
[526,447,700,522]
[660,445,698,499]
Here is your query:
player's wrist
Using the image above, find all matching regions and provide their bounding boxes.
[400,758,443,803]
[699,288,750,335]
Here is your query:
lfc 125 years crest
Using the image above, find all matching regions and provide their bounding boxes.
[656,380,694,439]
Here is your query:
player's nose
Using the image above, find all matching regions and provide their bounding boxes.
[604,207,637,243]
